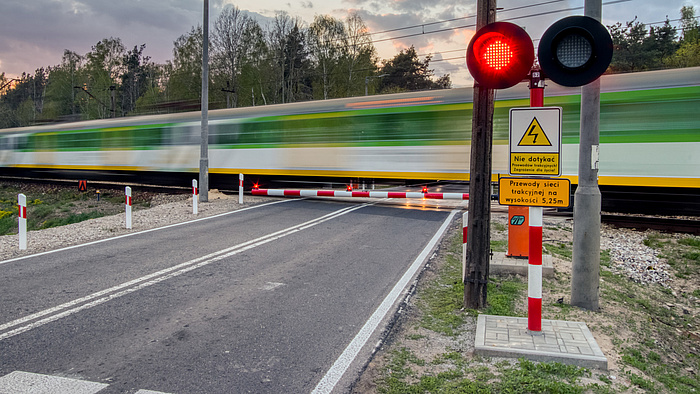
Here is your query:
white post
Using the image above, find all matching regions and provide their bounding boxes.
[193,179,199,215]
[462,211,468,283]
[239,173,244,204]
[125,186,132,229]
[18,194,27,250]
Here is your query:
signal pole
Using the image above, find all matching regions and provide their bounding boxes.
[464,0,497,309]
[571,0,602,310]
[199,0,210,202]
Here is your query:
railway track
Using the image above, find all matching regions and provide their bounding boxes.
[600,214,700,235]
[3,176,699,235]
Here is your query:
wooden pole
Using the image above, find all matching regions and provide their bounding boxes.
[464,0,497,309]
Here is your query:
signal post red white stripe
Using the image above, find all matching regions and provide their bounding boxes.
[462,212,468,283]
[528,206,543,332]
[251,189,469,200]
[18,193,27,250]
[239,173,244,204]
[125,186,132,229]
[192,179,198,215]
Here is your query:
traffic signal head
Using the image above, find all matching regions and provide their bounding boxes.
[538,16,613,87]
[467,22,535,89]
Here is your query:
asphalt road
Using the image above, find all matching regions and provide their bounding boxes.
[0,198,461,393]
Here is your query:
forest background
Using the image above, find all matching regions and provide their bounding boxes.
[0,5,698,129]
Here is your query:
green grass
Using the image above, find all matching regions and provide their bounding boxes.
[418,235,468,336]
[374,225,700,394]
[483,278,526,317]
[544,241,573,260]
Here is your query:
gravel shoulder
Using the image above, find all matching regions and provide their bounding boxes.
[0,191,276,261]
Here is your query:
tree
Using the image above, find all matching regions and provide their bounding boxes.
[341,13,378,97]
[309,15,345,100]
[80,38,127,119]
[167,26,204,109]
[609,17,678,72]
[212,5,249,108]
[666,6,700,67]
[378,46,450,93]
[42,50,84,121]
[237,19,270,106]
[121,44,155,115]
[283,24,313,103]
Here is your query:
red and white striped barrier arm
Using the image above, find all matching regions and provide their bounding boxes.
[251,189,469,200]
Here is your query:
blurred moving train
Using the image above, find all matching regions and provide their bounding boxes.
[1,67,699,213]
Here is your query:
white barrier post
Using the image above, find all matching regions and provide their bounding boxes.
[528,206,543,332]
[239,173,244,204]
[192,179,198,214]
[18,194,27,250]
[125,186,132,229]
[462,211,468,283]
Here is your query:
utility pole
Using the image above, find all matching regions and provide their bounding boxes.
[222,81,235,108]
[571,0,602,310]
[464,0,497,309]
[199,0,210,203]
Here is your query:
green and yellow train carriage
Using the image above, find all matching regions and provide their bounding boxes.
[1,67,698,192]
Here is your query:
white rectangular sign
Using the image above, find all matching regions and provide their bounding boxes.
[509,107,562,176]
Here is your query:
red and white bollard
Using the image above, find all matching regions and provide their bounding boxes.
[462,211,468,283]
[528,206,543,332]
[18,193,27,250]
[192,179,198,215]
[125,186,132,229]
[239,173,244,204]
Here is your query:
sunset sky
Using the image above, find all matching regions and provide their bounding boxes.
[1,0,698,87]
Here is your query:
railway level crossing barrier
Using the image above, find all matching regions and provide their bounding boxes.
[251,189,469,200]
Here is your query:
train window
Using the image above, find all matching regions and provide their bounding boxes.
[16,135,28,151]
[133,127,162,148]
[212,122,240,145]
[34,133,57,151]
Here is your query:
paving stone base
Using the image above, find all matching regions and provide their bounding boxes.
[475,315,608,370]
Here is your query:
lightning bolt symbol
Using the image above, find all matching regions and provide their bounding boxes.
[527,124,538,144]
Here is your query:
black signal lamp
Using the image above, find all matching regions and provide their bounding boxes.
[538,16,613,87]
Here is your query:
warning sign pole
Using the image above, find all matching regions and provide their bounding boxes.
[507,69,544,258]
[528,68,544,333]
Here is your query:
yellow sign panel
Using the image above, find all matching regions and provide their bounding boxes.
[518,117,552,146]
[510,153,559,175]
[498,177,571,207]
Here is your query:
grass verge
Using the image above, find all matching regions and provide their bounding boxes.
[361,216,700,393]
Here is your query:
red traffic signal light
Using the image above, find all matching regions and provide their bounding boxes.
[467,22,535,89]
[538,16,613,87]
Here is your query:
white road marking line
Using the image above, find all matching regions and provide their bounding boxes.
[0,202,374,342]
[311,208,461,394]
[0,371,108,394]
[0,199,293,266]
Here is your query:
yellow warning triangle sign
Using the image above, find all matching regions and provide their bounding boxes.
[518,117,552,146]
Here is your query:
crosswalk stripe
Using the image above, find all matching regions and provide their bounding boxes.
[0,371,172,394]
[0,371,108,394]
